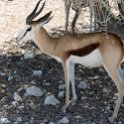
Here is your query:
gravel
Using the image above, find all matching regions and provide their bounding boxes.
[0,0,124,123]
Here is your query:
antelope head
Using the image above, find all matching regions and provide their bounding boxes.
[16,0,52,42]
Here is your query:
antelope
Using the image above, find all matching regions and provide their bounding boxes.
[16,0,124,123]
[64,0,96,33]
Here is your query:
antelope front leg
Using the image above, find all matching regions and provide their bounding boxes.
[108,91,124,123]
[62,61,77,112]
[62,63,71,112]
[69,62,77,105]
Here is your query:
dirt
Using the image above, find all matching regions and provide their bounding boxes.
[0,0,124,124]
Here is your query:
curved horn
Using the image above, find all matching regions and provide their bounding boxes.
[26,0,45,25]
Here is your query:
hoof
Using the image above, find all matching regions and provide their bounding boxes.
[62,101,71,112]
[71,99,76,106]
[107,117,114,123]
[62,105,67,113]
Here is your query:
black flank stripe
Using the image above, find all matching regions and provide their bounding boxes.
[68,43,99,57]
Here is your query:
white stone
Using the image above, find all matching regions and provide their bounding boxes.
[78,81,88,90]
[45,82,51,86]
[11,101,18,106]
[102,88,108,93]
[30,80,36,85]
[16,117,22,122]
[17,88,23,92]
[24,52,34,59]
[44,95,60,105]
[33,70,42,77]
[26,86,43,97]
[58,117,69,124]
[49,122,54,124]
[0,118,10,124]
[81,96,88,100]
[14,92,22,102]
[0,73,6,76]
[18,105,24,110]
[58,91,65,98]
[8,76,13,81]
[58,84,65,90]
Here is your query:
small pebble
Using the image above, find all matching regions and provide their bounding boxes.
[59,84,65,90]
[33,70,42,77]
[16,117,22,122]
[58,91,65,98]
[24,52,34,59]
[44,95,60,105]
[14,92,22,102]
[8,76,13,81]
[78,81,88,90]
[26,86,43,97]
[49,122,54,124]
[0,118,10,124]
[58,117,69,124]
[102,87,108,93]
[30,80,36,85]
[81,96,88,100]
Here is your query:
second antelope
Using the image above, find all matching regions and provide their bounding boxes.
[16,0,124,123]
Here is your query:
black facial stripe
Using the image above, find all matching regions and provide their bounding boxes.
[21,27,31,39]
[27,27,32,32]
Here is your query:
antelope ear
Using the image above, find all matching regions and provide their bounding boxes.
[36,11,53,25]
[16,25,31,42]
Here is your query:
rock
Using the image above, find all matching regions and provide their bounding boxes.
[17,88,24,92]
[75,115,81,119]
[81,96,88,100]
[8,75,13,81]
[24,52,34,59]
[30,80,36,85]
[18,105,24,110]
[33,70,42,77]
[43,82,51,86]
[58,117,69,124]
[49,122,55,124]
[58,80,63,84]
[45,82,51,86]
[58,84,65,90]
[16,117,22,122]
[11,101,18,106]
[44,95,60,105]
[26,86,43,97]
[58,91,65,98]
[78,81,88,90]
[0,118,10,124]
[14,92,22,102]
[102,87,108,93]
[106,106,111,111]
[0,72,6,76]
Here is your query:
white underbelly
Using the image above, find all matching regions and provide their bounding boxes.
[69,49,102,68]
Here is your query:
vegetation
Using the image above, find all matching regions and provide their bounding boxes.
[89,0,124,39]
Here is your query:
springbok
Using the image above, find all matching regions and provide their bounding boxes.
[16,0,124,123]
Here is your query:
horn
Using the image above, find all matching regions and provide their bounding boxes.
[26,0,45,25]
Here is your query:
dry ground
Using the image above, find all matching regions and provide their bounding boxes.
[0,0,124,124]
